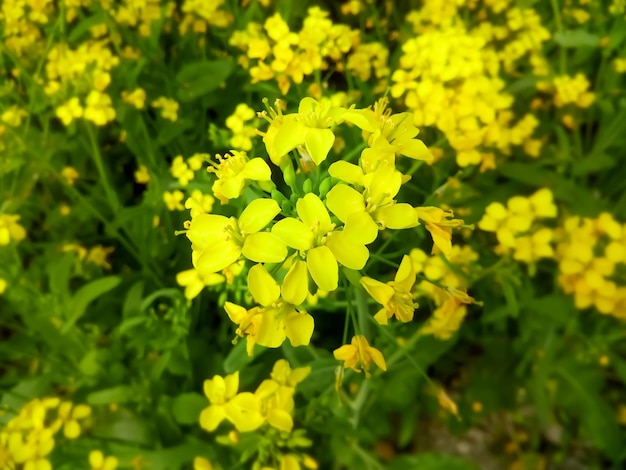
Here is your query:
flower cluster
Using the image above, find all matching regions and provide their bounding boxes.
[184,97,448,360]
[555,213,626,318]
[410,245,479,340]
[0,213,26,245]
[229,7,386,94]
[0,397,92,469]
[478,188,558,266]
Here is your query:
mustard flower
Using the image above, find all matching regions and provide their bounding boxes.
[134,165,150,184]
[176,268,224,300]
[0,214,27,245]
[194,456,214,470]
[83,91,116,126]
[151,97,179,121]
[360,255,417,324]
[61,166,79,185]
[200,371,264,432]
[333,335,387,376]
[0,278,7,294]
[208,151,272,204]
[415,207,464,256]
[170,155,194,186]
[53,402,91,439]
[420,297,467,340]
[272,193,370,291]
[326,164,418,236]
[163,190,185,211]
[185,190,214,218]
[225,263,314,355]
[187,198,286,274]
[89,450,118,470]
[121,88,146,109]
[263,97,345,167]
[55,98,83,126]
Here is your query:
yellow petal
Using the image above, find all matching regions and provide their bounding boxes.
[360,277,394,306]
[326,232,369,270]
[307,246,338,291]
[224,301,248,324]
[326,184,365,223]
[394,255,416,291]
[281,259,309,305]
[225,392,264,432]
[375,204,419,229]
[304,128,335,165]
[328,161,364,186]
[267,408,294,433]
[242,232,287,264]
[272,218,314,251]
[72,404,92,419]
[256,308,286,347]
[367,346,387,371]
[89,450,104,468]
[248,264,281,307]
[242,158,272,181]
[343,212,378,245]
[297,193,332,233]
[64,420,81,439]
[284,310,314,346]
[194,457,214,470]
[238,199,281,234]
[199,404,226,432]
[186,214,230,251]
[273,119,307,158]
[194,242,241,274]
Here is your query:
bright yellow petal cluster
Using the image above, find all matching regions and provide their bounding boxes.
[208,151,272,204]
[333,335,387,376]
[0,213,27,245]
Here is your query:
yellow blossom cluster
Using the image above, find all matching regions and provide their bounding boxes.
[393,1,549,168]
[199,360,310,435]
[61,243,115,270]
[0,397,91,469]
[410,245,478,340]
[183,97,451,356]
[179,0,233,35]
[225,104,259,151]
[161,155,211,213]
[552,73,595,108]
[229,7,381,94]
[555,213,626,318]
[478,188,558,265]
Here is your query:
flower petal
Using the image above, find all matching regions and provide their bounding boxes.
[328,161,364,186]
[238,199,281,234]
[242,232,287,264]
[343,212,378,245]
[304,128,335,165]
[326,231,369,270]
[375,203,419,229]
[326,184,365,223]
[285,310,314,346]
[272,218,314,251]
[242,158,272,181]
[281,259,309,305]
[307,246,338,291]
[360,277,394,306]
[225,392,264,432]
[296,193,333,234]
[199,404,225,432]
[248,264,280,307]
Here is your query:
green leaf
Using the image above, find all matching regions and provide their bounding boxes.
[572,154,615,176]
[171,392,206,425]
[176,59,234,102]
[554,30,600,48]
[62,276,121,333]
[87,385,134,405]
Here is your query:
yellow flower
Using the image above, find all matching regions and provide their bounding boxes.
[0,214,27,245]
[61,166,79,185]
[86,245,114,270]
[193,456,214,470]
[187,153,207,171]
[151,96,179,121]
[333,335,387,376]
[188,199,286,274]
[200,371,264,432]
[121,88,146,109]
[170,155,195,186]
[272,193,370,291]
[326,164,418,235]
[185,190,214,218]
[134,165,150,184]
[163,190,185,211]
[420,297,467,340]
[53,402,92,439]
[176,268,224,300]
[89,450,118,470]
[1,105,28,127]
[84,91,116,126]
[0,278,7,294]
[415,207,464,256]
[262,97,345,167]
[360,255,417,324]
[225,264,314,354]
[55,98,83,126]
[208,151,272,204]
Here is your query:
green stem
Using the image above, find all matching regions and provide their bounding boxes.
[86,124,120,213]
